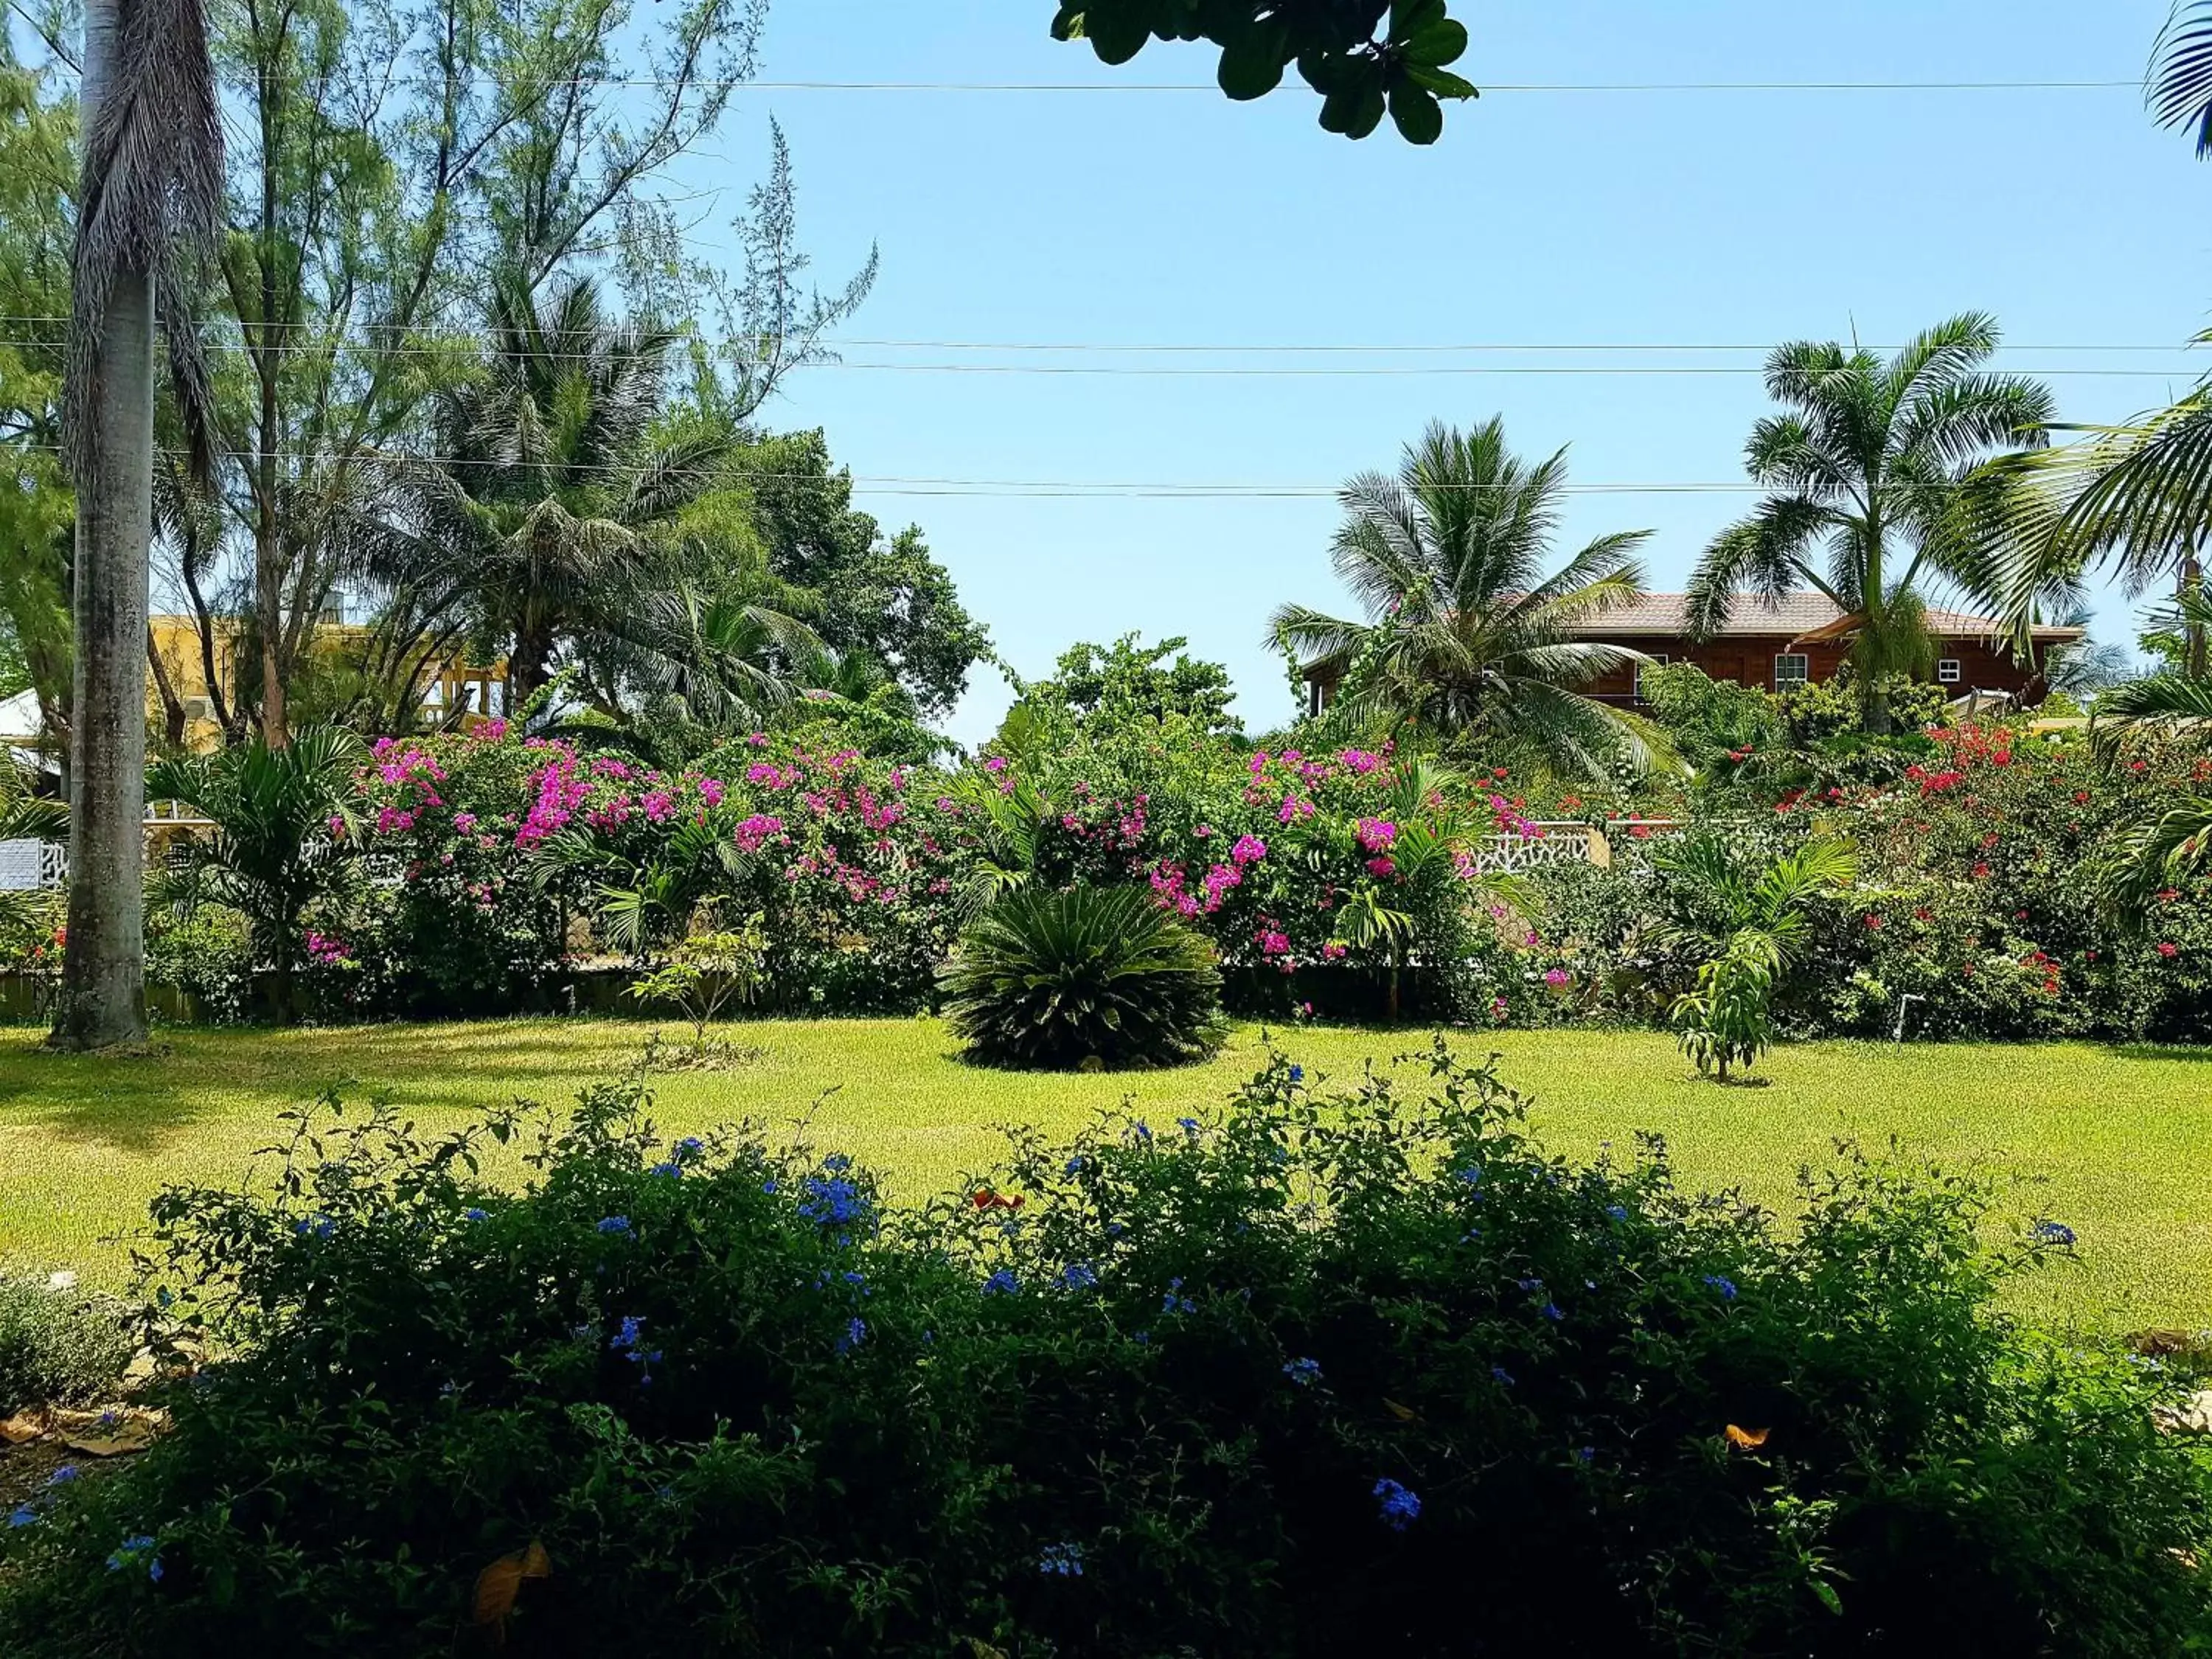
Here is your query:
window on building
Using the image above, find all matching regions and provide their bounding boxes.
[1634,653,1668,699]
[1773,653,1809,689]
[1937,658,1961,684]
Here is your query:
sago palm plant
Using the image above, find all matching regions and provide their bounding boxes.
[939,885,1225,1070]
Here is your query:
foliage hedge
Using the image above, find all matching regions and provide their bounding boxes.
[52,680,2212,1046]
[1,1047,2208,1655]
[1531,723,2212,1043]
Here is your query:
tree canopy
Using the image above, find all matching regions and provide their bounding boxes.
[1049,0,1475,142]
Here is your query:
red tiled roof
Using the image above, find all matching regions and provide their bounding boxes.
[1573,593,2082,644]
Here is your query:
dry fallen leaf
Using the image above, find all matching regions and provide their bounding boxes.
[0,1412,47,1445]
[1382,1398,1422,1423]
[49,1407,165,1457]
[471,1540,552,1644]
[1724,1424,1771,1450]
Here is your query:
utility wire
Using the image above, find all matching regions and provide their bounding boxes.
[0,319,2194,356]
[0,334,2196,378]
[0,442,2067,495]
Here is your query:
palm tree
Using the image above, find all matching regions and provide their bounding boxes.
[2044,603,2139,698]
[1975,11,2212,659]
[580,554,826,732]
[147,726,364,1020]
[411,275,734,704]
[1652,835,1858,1081]
[1686,314,2054,732]
[1269,418,1667,779]
[50,0,223,1050]
[535,813,746,958]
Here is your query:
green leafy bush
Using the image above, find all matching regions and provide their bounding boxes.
[0,1277,134,1415]
[145,727,365,1019]
[939,884,1226,1068]
[145,905,254,1023]
[2,1051,2207,1656]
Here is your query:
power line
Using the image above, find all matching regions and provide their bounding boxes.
[10,64,2154,93]
[0,333,2197,378]
[446,76,2150,94]
[0,441,2050,495]
[0,318,2195,356]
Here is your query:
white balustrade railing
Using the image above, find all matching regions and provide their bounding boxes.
[1468,820,1683,874]
[9,805,219,889]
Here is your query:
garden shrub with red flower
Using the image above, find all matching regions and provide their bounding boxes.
[1528,720,2212,1043]
[1781,724,2212,1041]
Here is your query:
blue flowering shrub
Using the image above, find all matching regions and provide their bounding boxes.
[2,1049,2208,1655]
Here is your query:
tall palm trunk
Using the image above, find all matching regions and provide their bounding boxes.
[51,0,152,1051]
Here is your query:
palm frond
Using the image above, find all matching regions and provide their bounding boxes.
[2102,798,2212,915]
[1685,497,1832,637]
[2090,671,2212,761]
[2151,0,2212,155]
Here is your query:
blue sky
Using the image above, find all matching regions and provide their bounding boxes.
[668,1,2209,743]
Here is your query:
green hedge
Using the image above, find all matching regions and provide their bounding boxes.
[2,1047,2207,1655]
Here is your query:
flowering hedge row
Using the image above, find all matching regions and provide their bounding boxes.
[1529,723,2212,1043]
[297,721,1548,1020]
[120,706,2212,1043]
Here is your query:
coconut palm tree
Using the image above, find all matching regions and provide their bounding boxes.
[1685,314,2054,733]
[411,274,734,704]
[1268,417,1667,779]
[50,0,223,1050]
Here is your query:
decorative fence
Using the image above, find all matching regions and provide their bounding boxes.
[0,803,216,891]
[1470,821,1683,875]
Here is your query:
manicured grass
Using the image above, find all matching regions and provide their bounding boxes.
[0,1018,2205,1331]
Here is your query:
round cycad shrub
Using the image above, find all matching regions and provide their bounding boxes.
[939,884,1226,1068]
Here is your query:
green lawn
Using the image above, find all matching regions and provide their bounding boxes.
[0,1018,2205,1331]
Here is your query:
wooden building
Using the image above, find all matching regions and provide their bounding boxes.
[1303,594,2081,714]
